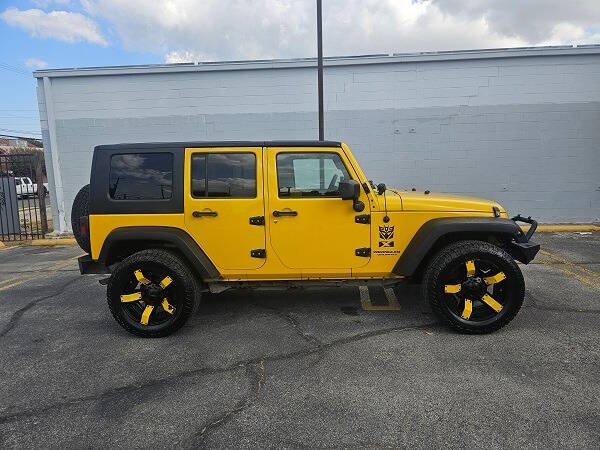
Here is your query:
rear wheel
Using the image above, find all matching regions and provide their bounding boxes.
[107,249,198,337]
[423,240,524,334]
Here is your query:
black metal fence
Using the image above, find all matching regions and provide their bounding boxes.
[0,153,48,241]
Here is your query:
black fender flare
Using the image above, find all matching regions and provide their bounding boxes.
[97,226,220,280]
[392,217,528,276]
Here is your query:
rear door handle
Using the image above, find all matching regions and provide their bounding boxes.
[273,210,297,217]
[193,210,218,217]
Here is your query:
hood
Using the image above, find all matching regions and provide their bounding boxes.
[395,190,505,214]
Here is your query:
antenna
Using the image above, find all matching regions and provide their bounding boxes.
[377,183,390,222]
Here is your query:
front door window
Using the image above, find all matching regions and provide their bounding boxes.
[276,153,350,198]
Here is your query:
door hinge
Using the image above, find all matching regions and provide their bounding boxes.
[355,247,371,257]
[355,214,370,224]
[250,249,266,258]
[249,216,265,226]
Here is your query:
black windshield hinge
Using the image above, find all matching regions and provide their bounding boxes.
[251,249,266,258]
[355,214,370,224]
[355,248,371,257]
[249,216,265,226]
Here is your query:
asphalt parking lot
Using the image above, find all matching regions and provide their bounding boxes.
[0,233,599,448]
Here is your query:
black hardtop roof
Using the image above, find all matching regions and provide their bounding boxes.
[95,140,342,151]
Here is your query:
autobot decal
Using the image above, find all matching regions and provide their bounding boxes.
[378,225,394,248]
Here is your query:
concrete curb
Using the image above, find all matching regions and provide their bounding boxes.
[1,238,78,248]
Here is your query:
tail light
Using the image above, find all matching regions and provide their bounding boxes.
[79,216,89,237]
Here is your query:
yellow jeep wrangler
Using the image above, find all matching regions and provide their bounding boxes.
[74,140,539,337]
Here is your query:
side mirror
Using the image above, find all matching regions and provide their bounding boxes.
[339,179,365,212]
[339,179,360,201]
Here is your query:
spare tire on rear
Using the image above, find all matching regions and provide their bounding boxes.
[71,184,91,253]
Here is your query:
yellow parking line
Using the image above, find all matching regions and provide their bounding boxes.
[538,250,600,291]
[539,249,599,277]
[359,286,401,311]
[0,255,82,293]
[548,264,600,291]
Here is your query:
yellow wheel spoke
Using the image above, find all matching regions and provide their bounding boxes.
[445,284,461,294]
[161,298,175,314]
[159,276,173,289]
[461,299,473,319]
[482,293,503,313]
[140,305,154,325]
[466,260,476,277]
[484,272,506,285]
[120,292,142,303]
[134,269,150,285]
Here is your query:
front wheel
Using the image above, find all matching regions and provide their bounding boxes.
[107,249,199,337]
[423,240,524,334]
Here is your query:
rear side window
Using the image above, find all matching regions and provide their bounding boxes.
[109,153,173,200]
[191,153,256,198]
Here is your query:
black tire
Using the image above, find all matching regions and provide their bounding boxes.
[71,184,91,253]
[107,249,199,338]
[423,240,524,334]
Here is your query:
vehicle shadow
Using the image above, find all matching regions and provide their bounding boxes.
[196,283,430,319]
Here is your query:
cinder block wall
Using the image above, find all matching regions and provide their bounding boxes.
[37,48,600,231]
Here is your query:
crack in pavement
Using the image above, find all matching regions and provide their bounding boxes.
[185,360,266,446]
[0,322,435,426]
[0,276,82,338]
[253,301,324,348]
[3,282,584,439]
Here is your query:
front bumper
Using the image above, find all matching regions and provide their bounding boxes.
[78,254,110,274]
[508,214,540,264]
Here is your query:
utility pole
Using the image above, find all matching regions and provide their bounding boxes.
[316,0,324,141]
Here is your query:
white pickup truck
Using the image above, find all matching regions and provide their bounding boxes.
[15,177,49,198]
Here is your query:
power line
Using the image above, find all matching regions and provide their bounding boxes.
[0,133,42,140]
[0,62,31,76]
[0,128,41,136]
[0,116,40,119]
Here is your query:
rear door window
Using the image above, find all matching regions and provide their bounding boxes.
[191,153,256,198]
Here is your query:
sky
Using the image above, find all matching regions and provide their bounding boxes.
[1,0,599,138]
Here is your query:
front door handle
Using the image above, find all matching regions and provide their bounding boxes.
[193,210,218,217]
[273,210,297,217]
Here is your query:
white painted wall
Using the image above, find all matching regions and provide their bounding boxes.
[36,47,600,231]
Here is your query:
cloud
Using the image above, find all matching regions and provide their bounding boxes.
[7,0,586,63]
[79,0,600,63]
[0,7,107,45]
[24,57,48,69]
[164,50,205,64]
[430,0,600,43]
